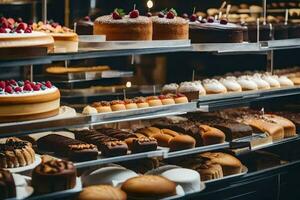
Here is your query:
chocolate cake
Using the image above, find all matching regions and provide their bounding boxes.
[189,18,245,43]
[73,130,128,157]
[37,134,98,162]
[247,23,274,42]
[75,16,94,35]
[0,137,35,168]
[32,160,76,194]
[96,128,158,153]
[274,24,289,40]
[288,23,300,38]
[0,169,16,199]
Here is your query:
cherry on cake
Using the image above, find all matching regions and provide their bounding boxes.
[33,21,78,52]
[94,8,152,41]
[0,80,60,122]
[0,17,54,53]
[152,9,189,40]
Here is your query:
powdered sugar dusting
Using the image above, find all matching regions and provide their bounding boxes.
[95,15,151,24]
[151,16,188,25]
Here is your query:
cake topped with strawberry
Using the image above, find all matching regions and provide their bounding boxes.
[0,80,60,123]
[94,7,152,40]
[0,17,32,34]
[151,8,189,40]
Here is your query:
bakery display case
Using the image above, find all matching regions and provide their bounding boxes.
[1,0,300,200]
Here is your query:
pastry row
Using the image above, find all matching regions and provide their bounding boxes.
[162,73,295,101]
[82,94,189,114]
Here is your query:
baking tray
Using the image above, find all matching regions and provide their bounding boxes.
[204,165,248,185]
[79,39,191,51]
[89,102,197,125]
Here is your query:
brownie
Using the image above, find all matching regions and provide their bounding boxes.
[73,130,128,157]
[37,134,98,162]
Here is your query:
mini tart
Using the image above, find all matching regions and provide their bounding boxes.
[124,99,138,110]
[133,97,149,108]
[146,96,163,107]
[110,100,126,111]
[159,95,175,105]
[92,101,112,113]
[152,16,189,40]
[94,15,152,41]
[174,93,189,104]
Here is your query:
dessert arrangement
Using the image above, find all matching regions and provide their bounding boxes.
[162,72,296,101]
[0,17,54,56]
[33,21,78,52]
[0,80,60,122]
[82,94,189,115]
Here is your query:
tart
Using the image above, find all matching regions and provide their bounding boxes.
[94,8,152,41]
[133,97,150,108]
[0,80,60,122]
[33,21,78,53]
[110,100,126,111]
[146,96,163,107]
[152,9,189,40]
[159,94,175,105]
[0,137,35,168]
[174,93,189,104]
[124,99,138,110]
[92,101,112,113]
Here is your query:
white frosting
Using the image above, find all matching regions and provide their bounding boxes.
[219,77,242,92]
[237,76,258,90]
[250,74,270,89]
[178,81,205,94]
[261,74,281,88]
[161,168,201,193]
[82,106,98,115]
[203,79,227,93]
[0,87,58,97]
[276,76,294,86]
[162,83,179,92]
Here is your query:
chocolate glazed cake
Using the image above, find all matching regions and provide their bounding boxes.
[32,160,76,194]
[189,19,245,43]
[37,134,98,162]
[0,169,16,199]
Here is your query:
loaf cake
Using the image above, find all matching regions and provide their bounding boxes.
[37,134,98,161]
[32,159,77,194]
[121,175,176,199]
[94,8,152,40]
[74,129,128,157]
[0,137,35,168]
[0,169,16,199]
[77,185,127,200]
[193,161,224,181]
[0,80,60,122]
[200,152,243,176]
[152,9,189,40]
[263,114,296,138]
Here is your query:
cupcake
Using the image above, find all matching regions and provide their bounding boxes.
[178,81,205,101]
[161,83,179,95]
[173,93,189,104]
[92,101,112,113]
[219,77,242,92]
[202,79,227,94]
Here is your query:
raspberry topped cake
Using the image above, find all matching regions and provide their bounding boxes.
[33,21,78,52]
[0,80,60,122]
[0,17,54,53]
[151,8,189,40]
[94,8,152,40]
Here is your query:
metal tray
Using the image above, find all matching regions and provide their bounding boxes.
[204,165,248,184]
[79,39,191,51]
[89,102,197,126]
